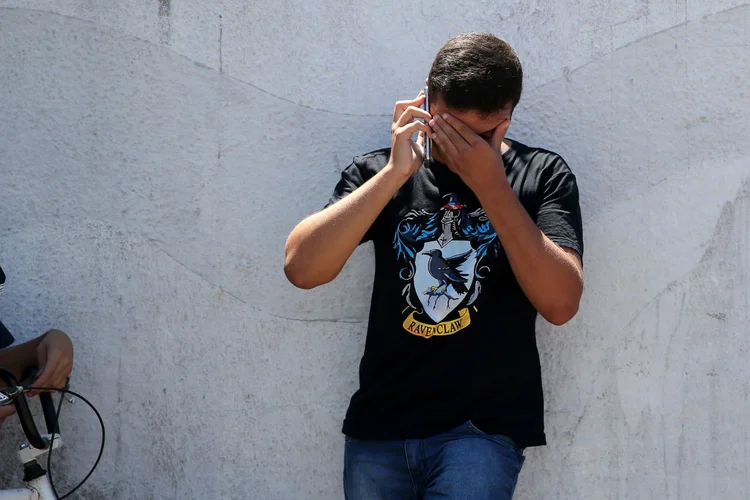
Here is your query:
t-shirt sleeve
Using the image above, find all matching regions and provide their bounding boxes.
[0,266,14,349]
[536,156,584,259]
[323,156,382,244]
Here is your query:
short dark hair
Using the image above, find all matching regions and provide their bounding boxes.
[428,33,523,116]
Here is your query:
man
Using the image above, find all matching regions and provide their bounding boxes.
[285,32,583,499]
[0,265,74,428]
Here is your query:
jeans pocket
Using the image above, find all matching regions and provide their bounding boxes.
[466,420,525,458]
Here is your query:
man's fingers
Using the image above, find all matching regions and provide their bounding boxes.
[430,115,471,151]
[36,344,48,376]
[430,116,462,159]
[394,120,430,142]
[393,92,425,122]
[50,360,72,389]
[32,350,57,390]
[442,114,480,145]
[436,115,470,151]
[490,119,511,151]
[395,105,432,129]
[33,369,49,389]
[33,369,52,391]
[411,134,424,159]
[47,366,65,390]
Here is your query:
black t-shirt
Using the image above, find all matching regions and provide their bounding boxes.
[0,266,14,349]
[326,140,583,447]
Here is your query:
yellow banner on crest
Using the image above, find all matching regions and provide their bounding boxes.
[402,308,471,339]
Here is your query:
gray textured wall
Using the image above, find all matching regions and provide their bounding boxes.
[0,1,748,498]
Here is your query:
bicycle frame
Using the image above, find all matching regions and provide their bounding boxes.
[0,433,62,500]
[1,478,55,500]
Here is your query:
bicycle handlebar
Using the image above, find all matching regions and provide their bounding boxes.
[23,368,61,435]
[39,392,60,435]
[0,368,50,451]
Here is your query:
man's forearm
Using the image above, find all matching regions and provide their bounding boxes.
[476,183,583,325]
[285,164,409,289]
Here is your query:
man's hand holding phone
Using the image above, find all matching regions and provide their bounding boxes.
[386,90,433,180]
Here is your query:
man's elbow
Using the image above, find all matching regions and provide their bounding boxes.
[543,298,581,326]
[284,229,341,289]
[284,254,337,290]
[284,259,318,290]
[284,233,318,289]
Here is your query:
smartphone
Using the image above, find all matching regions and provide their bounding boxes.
[422,85,432,166]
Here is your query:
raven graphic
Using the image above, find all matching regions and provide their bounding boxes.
[394,193,498,325]
[423,249,471,295]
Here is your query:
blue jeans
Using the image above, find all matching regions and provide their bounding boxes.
[344,421,525,499]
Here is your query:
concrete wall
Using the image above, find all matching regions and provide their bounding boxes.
[0,1,748,498]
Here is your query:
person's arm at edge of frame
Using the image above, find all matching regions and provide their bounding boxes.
[0,329,74,426]
[0,329,74,392]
